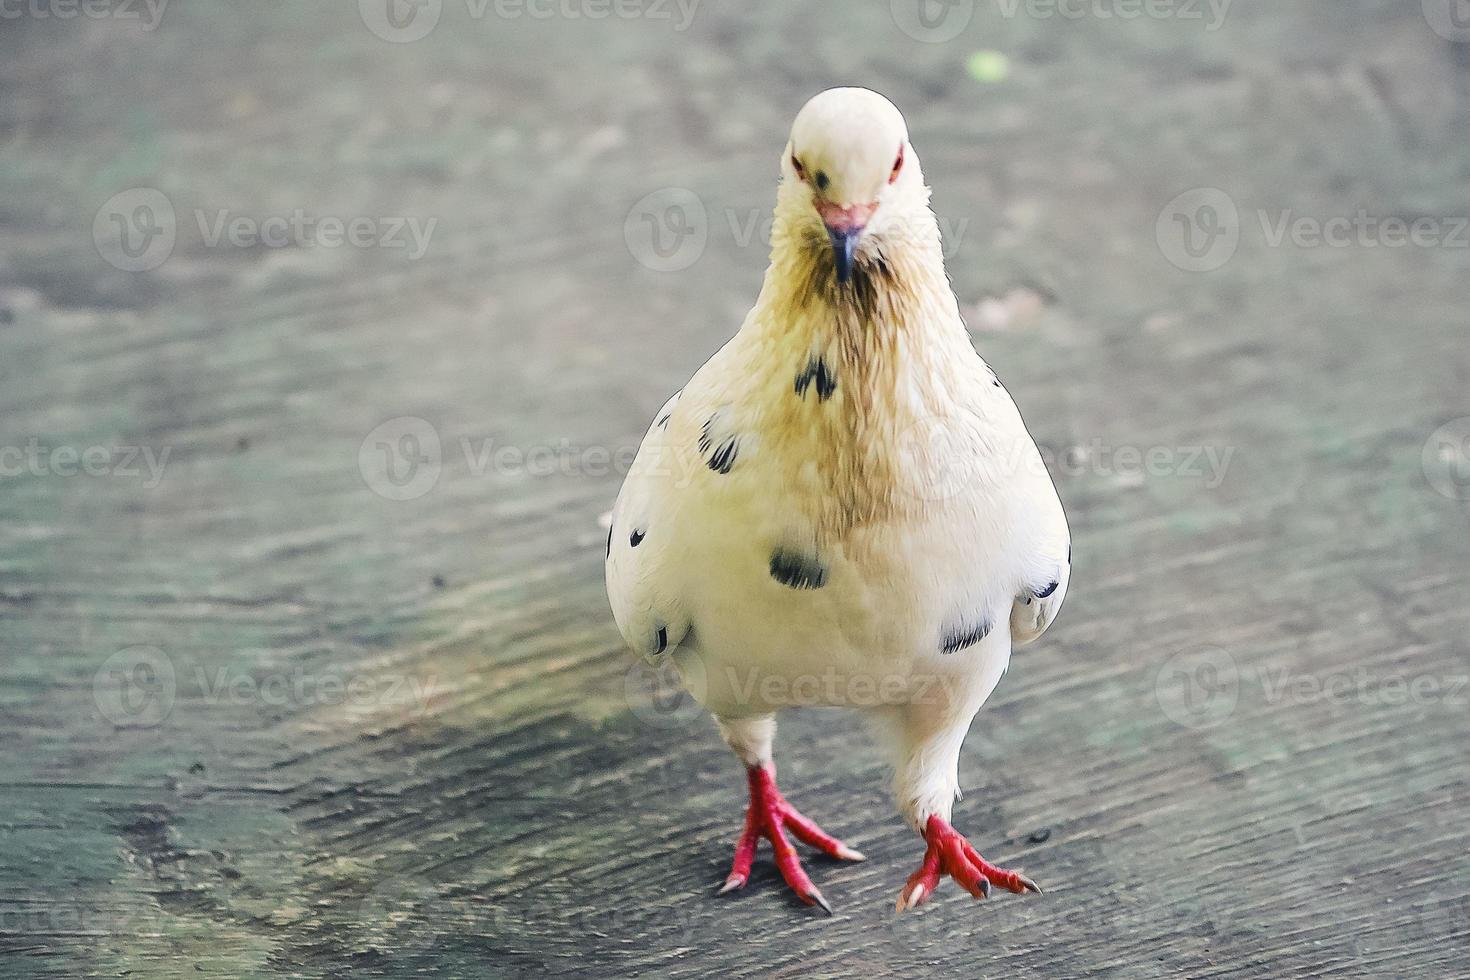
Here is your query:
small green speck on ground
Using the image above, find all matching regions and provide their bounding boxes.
[966,50,1011,85]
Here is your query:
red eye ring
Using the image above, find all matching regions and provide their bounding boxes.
[791,154,807,181]
[889,144,905,184]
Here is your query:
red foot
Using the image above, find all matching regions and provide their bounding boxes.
[718,764,865,914]
[895,815,1042,912]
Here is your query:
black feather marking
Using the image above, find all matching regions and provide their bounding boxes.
[1035,579,1059,598]
[657,412,671,429]
[699,414,740,474]
[769,549,828,590]
[630,528,646,548]
[606,524,613,559]
[941,619,992,655]
[708,439,739,474]
[794,355,837,402]
[653,625,668,655]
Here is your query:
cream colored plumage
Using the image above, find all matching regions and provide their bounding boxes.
[606,87,1069,913]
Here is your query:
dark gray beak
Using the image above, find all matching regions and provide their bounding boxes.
[827,225,861,284]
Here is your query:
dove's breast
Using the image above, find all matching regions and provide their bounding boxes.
[607,337,1065,720]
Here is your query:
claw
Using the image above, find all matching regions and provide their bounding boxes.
[897,816,1042,908]
[834,844,866,862]
[717,874,747,895]
[807,887,833,915]
[895,882,927,913]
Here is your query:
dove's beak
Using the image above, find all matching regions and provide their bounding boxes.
[817,201,876,284]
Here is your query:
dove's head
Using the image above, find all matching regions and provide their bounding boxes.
[780,87,929,284]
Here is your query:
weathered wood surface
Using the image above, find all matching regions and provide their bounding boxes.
[2,2,1469,977]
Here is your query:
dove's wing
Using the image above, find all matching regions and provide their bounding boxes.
[1009,519,1071,647]
[605,389,693,661]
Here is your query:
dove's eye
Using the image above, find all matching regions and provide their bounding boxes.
[889,144,905,184]
[791,154,807,181]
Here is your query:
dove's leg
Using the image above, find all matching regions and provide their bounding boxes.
[715,715,865,914]
[889,663,1040,912]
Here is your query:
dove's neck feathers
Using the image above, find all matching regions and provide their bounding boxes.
[734,182,985,536]
[756,176,973,377]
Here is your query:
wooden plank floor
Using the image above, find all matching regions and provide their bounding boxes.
[2,2,1469,976]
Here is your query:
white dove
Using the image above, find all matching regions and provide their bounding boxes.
[606,87,1070,914]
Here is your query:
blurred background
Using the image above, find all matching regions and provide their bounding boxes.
[1,1,1468,977]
